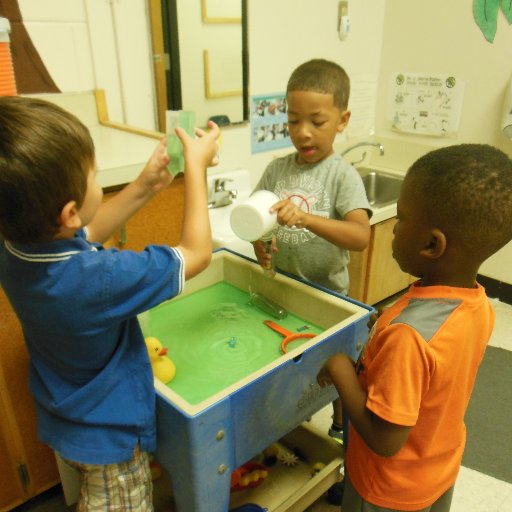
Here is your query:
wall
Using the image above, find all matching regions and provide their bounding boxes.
[376,0,512,155]
[13,1,512,284]
[13,0,386,183]
[374,0,512,283]
[219,0,386,185]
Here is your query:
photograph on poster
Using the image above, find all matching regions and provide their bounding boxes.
[251,92,293,153]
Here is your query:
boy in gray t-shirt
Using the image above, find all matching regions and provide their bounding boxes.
[254,151,370,293]
[252,58,372,453]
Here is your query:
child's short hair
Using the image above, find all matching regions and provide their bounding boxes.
[286,59,350,111]
[407,144,512,260]
[0,96,95,243]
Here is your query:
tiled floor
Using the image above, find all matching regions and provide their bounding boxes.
[12,300,512,512]
[306,297,512,512]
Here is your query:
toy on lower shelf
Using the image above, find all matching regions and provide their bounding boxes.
[275,443,300,467]
[149,456,163,480]
[145,337,176,383]
[310,462,326,476]
[230,462,270,492]
[262,442,300,467]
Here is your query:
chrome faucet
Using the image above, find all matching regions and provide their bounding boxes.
[208,178,238,208]
[341,141,385,166]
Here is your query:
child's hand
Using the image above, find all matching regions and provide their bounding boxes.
[137,137,173,194]
[176,121,220,171]
[317,362,334,388]
[317,353,356,388]
[271,199,310,229]
[252,237,276,270]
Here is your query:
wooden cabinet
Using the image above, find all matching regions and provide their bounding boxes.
[348,217,415,305]
[105,177,185,250]
[0,291,60,512]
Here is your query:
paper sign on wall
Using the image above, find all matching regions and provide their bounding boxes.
[387,72,465,137]
[347,75,378,138]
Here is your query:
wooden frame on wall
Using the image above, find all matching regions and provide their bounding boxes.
[201,0,241,24]
[203,50,242,99]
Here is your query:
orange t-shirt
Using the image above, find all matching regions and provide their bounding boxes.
[346,282,494,511]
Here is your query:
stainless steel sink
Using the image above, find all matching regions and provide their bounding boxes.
[357,167,403,208]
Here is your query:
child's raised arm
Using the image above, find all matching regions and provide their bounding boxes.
[176,122,220,279]
[86,137,172,243]
[85,123,220,278]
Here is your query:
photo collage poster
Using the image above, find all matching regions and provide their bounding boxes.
[251,93,293,153]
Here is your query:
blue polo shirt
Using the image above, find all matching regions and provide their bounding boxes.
[0,229,184,464]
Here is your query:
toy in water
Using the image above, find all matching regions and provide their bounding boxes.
[145,337,176,383]
[249,292,287,319]
[230,462,270,492]
[263,319,316,354]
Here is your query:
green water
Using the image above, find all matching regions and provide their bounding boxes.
[144,282,322,405]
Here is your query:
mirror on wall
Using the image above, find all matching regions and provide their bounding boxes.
[150,0,249,130]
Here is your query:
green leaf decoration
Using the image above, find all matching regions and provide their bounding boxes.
[473,0,500,42]
[501,0,512,23]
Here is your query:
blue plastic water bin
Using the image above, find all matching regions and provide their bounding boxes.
[153,250,374,512]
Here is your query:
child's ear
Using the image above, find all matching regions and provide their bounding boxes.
[59,200,82,230]
[337,110,351,132]
[420,228,446,259]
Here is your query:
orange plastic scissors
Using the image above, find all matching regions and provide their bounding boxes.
[263,320,316,354]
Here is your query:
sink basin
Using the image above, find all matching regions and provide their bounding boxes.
[207,169,255,258]
[357,167,403,208]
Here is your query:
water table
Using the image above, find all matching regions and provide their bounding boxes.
[143,249,373,512]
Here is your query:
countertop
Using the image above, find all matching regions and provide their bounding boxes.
[369,201,397,225]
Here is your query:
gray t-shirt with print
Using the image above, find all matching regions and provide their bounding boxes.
[254,152,371,294]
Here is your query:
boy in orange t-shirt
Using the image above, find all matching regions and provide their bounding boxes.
[317,144,512,511]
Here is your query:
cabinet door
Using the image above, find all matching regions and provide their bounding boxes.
[348,248,369,302]
[365,217,412,305]
[106,177,185,251]
[0,290,60,511]
[0,365,26,511]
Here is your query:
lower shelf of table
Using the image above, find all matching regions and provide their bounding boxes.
[229,422,344,512]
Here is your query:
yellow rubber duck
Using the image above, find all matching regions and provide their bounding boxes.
[145,337,176,383]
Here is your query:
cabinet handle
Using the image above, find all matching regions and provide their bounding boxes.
[17,462,30,490]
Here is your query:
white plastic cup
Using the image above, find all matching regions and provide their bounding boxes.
[230,190,279,241]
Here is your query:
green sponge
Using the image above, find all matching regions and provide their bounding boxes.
[166,110,195,176]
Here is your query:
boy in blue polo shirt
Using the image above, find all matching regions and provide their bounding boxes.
[0,96,219,510]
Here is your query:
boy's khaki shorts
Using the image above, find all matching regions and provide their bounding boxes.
[60,444,153,511]
[343,472,454,512]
